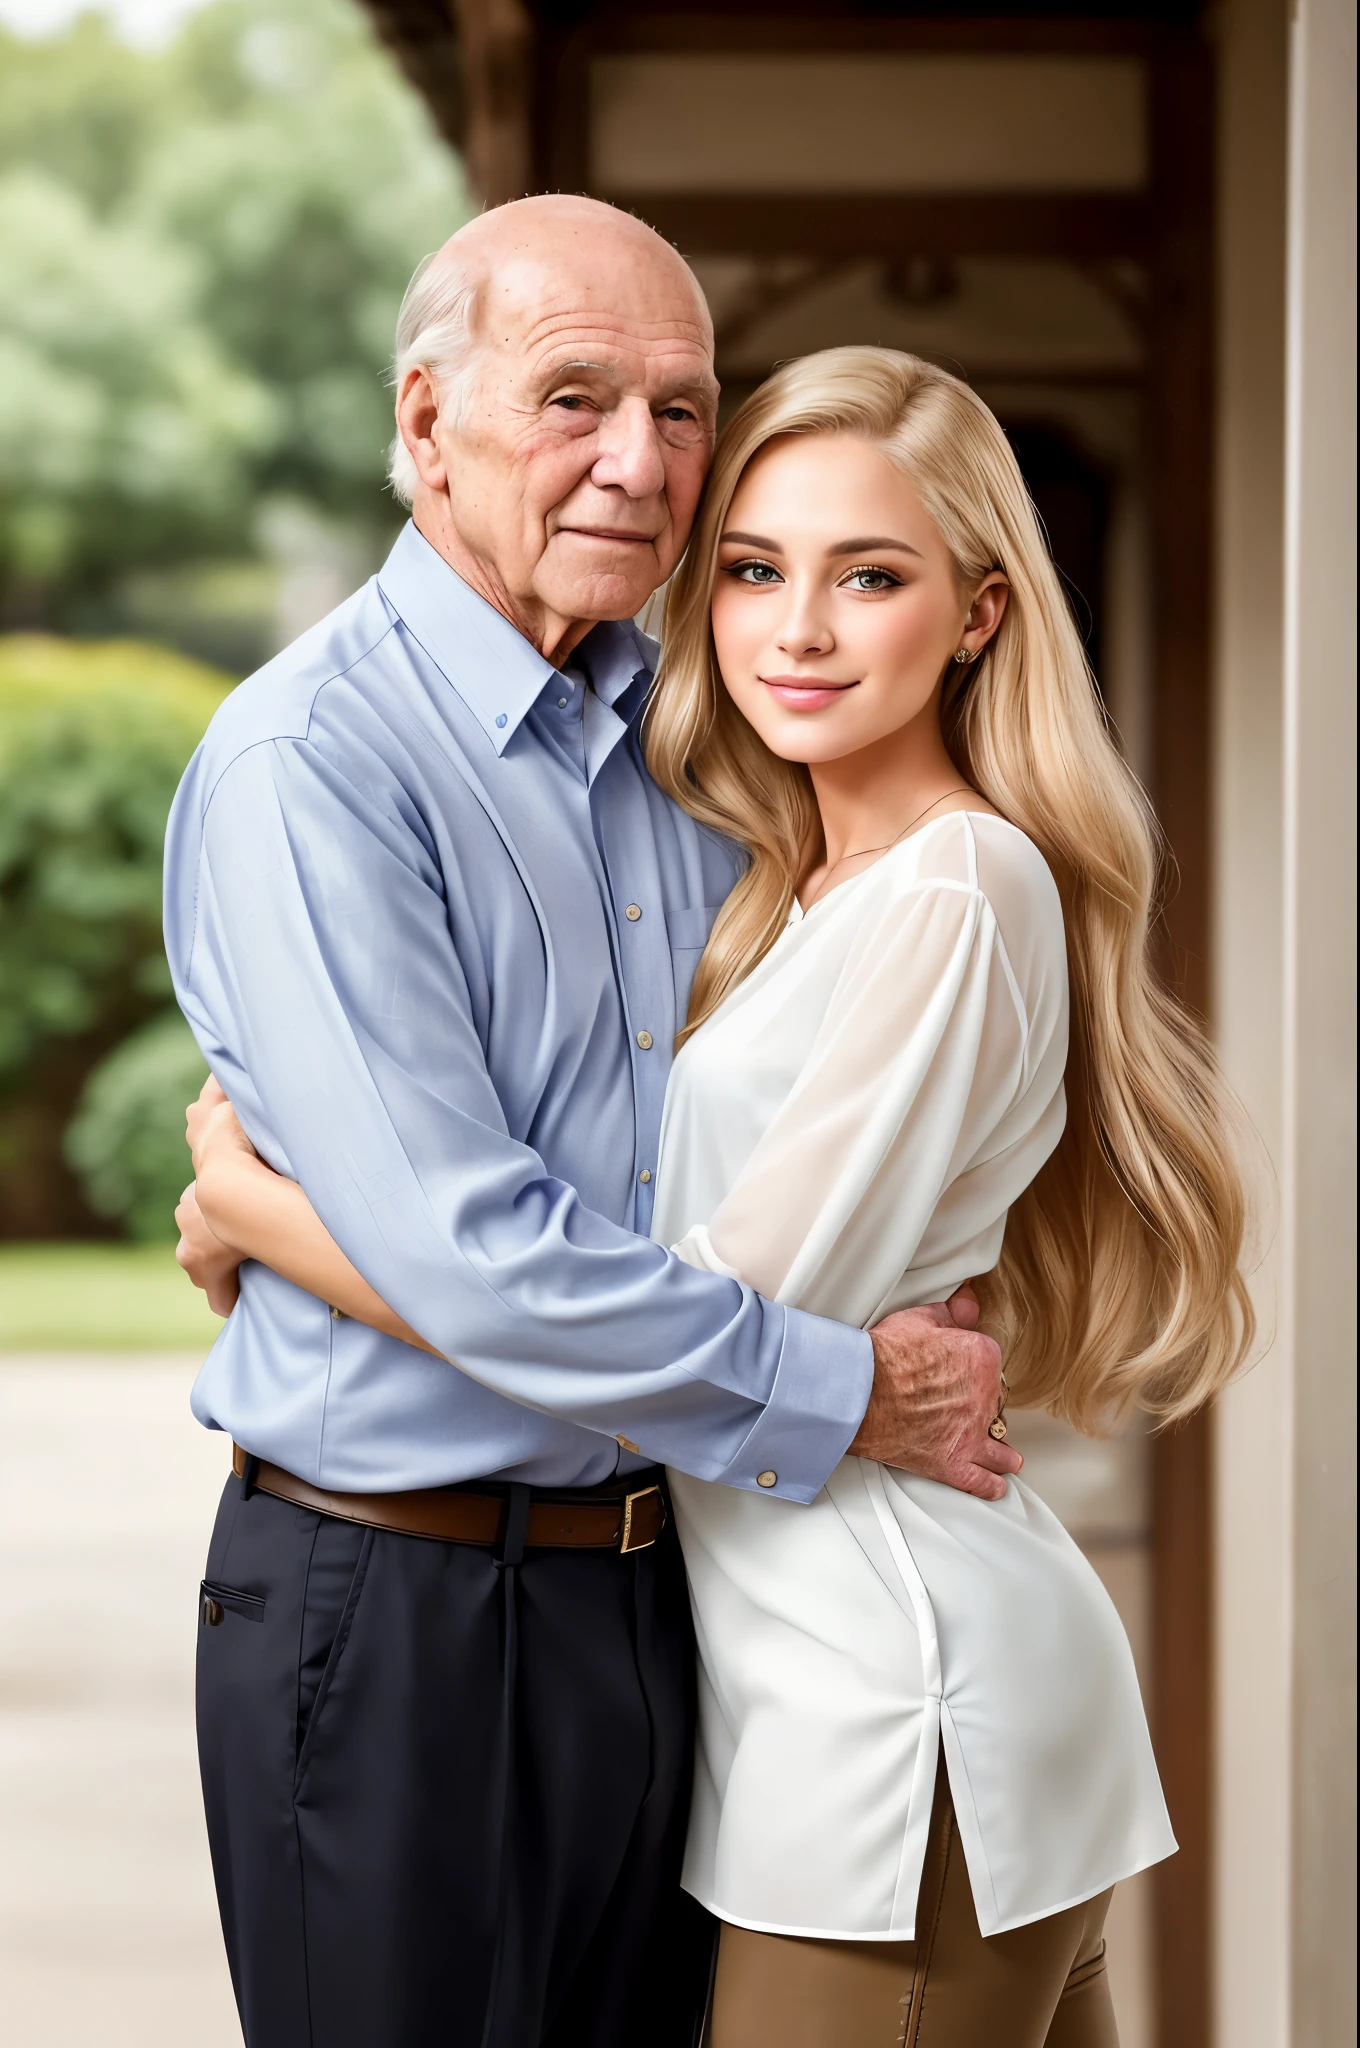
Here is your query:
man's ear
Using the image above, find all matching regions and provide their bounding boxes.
[396,367,447,492]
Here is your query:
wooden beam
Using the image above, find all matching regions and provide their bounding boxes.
[1145,31,1217,2048]
[356,0,466,154]
[603,190,1154,259]
[451,0,532,206]
[576,10,1177,61]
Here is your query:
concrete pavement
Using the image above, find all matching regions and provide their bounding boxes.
[0,1357,239,2046]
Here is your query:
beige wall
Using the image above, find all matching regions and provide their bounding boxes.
[1212,2,1291,2038]
[1214,0,1358,2039]
[592,54,1148,192]
[1282,0,1357,2039]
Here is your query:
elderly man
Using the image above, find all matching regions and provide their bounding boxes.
[166,196,1015,2048]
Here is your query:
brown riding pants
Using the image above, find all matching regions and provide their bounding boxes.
[707,1766,1118,2048]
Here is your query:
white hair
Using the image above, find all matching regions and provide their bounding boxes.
[387,250,484,507]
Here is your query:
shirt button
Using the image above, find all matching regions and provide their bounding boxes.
[557,696,568,708]
[635,1030,654,1050]
[757,1470,778,1489]
[638,1168,652,1184]
[495,712,508,729]
[330,1306,342,1320]
[625,903,642,922]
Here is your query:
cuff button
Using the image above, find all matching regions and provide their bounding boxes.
[756,1470,778,1489]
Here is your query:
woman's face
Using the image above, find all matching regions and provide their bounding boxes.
[710,432,1006,766]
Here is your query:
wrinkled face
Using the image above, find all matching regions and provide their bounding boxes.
[403,241,718,632]
[711,432,1006,764]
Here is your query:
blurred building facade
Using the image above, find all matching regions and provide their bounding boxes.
[354,5,1355,2043]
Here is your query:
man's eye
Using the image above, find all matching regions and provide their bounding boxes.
[725,559,782,585]
[658,406,695,423]
[551,395,588,411]
[842,567,901,593]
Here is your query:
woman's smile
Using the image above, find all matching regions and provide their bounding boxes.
[759,673,860,711]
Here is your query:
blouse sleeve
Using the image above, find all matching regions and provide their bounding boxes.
[671,878,1033,1328]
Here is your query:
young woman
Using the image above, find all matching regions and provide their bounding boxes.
[182,348,1252,2046]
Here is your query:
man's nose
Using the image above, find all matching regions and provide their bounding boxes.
[590,397,667,501]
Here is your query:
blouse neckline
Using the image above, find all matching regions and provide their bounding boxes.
[789,808,1012,925]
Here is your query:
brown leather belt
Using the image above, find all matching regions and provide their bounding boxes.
[231,1443,666,1554]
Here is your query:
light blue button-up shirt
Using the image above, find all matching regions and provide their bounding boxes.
[165,522,872,1500]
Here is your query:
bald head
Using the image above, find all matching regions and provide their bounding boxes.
[448,193,711,331]
[389,195,717,666]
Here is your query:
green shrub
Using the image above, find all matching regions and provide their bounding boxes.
[0,632,229,1234]
[63,1007,207,1241]
[0,632,230,1078]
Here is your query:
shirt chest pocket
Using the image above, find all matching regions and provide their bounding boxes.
[665,903,724,1024]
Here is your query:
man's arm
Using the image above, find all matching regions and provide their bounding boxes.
[180,1075,1016,1507]
[179,1086,1018,1503]
[167,735,871,1503]
[171,736,1017,1501]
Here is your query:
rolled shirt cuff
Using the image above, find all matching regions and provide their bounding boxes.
[715,1306,873,1504]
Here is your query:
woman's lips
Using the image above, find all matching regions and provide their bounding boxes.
[760,675,859,712]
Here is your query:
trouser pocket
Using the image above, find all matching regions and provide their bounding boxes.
[294,1520,374,1790]
[200,1579,265,1627]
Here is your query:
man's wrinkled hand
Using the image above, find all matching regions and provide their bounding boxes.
[853,1286,1020,1502]
[174,1180,243,1318]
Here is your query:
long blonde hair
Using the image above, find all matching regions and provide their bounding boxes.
[646,346,1253,1430]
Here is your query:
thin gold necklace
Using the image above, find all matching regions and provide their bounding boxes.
[803,788,973,910]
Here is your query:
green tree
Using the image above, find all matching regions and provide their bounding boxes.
[0,633,230,1234]
[0,165,275,603]
[0,0,468,626]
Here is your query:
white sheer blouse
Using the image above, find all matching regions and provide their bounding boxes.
[652,812,1174,1940]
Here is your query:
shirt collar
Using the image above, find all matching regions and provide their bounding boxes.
[376,521,655,758]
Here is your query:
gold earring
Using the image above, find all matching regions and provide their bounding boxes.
[953,647,972,664]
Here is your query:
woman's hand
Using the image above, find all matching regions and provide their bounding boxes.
[177,1074,444,1360]
[174,1180,244,1318]
[186,1075,258,1178]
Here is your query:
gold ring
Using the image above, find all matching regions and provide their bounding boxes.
[988,1415,1009,1442]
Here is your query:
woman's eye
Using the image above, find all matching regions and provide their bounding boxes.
[842,566,901,593]
[726,559,783,585]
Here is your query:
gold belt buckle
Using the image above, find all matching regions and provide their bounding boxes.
[620,1483,663,1554]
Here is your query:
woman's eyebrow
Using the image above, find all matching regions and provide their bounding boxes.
[830,535,923,557]
[718,531,925,558]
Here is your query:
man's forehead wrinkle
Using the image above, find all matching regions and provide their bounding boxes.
[515,316,714,372]
[519,306,711,339]
[478,304,710,385]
